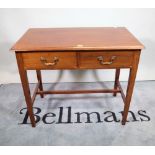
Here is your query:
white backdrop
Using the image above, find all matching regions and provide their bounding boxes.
[0,8,155,84]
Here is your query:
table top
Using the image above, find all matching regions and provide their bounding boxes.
[11,27,144,52]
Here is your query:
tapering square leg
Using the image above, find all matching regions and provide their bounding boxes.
[36,70,44,98]
[113,68,120,96]
[16,53,36,127]
[122,52,141,125]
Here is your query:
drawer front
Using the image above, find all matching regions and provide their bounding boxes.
[22,52,77,69]
[79,51,134,69]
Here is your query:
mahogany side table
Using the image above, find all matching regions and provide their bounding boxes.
[11,27,144,127]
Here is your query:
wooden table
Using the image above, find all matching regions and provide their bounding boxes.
[11,27,144,127]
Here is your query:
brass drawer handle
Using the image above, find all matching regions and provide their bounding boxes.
[97,56,116,65]
[40,56,59,66]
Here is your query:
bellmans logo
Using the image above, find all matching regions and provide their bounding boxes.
[19,106,150,125]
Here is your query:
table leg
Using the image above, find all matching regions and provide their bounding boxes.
[113,69,120,96]
[36,70,44,98]
[122,52,140,125]
[16,53,36,127]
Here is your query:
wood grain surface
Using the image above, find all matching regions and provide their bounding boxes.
[11,27,144,51]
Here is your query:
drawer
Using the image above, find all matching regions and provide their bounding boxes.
[79,51,134,69]
[22,52,77,69]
